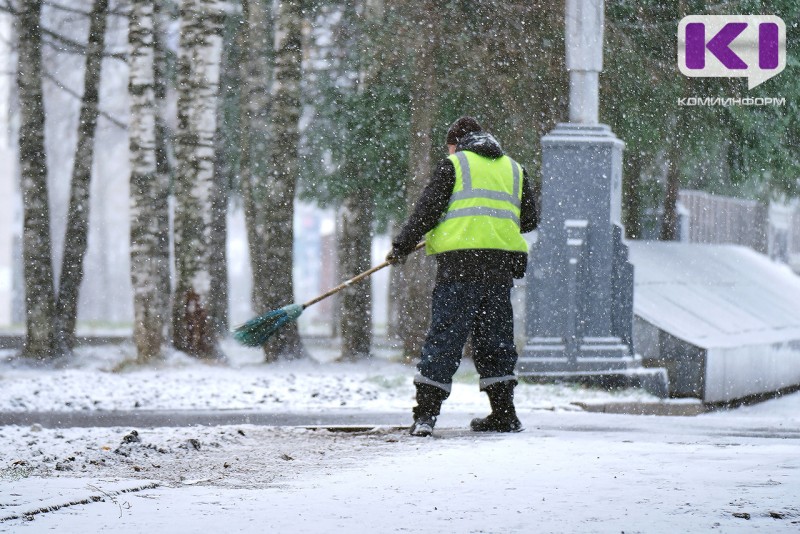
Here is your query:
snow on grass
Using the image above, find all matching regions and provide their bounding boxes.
[0,339,661,414]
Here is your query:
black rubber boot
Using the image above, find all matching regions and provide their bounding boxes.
[410,383,448,437]
[470,381,523,433]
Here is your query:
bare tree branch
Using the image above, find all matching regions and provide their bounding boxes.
[42,38,127,61]
[40,25,90,52]
[42,70,126,129]
[44,0,128,18]
[46,0,89,16]
[0,32,14,48]
[0,0,17,16]
[41,26,126,60]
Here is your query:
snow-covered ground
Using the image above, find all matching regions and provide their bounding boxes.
[0,339,658,414]
[1,341,799,532]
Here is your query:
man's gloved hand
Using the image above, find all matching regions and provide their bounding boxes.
[386,247,407,265]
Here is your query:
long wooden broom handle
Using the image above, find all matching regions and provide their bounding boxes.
[302,241,425,309]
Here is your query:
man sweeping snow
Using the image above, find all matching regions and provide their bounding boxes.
[388,116,539,436]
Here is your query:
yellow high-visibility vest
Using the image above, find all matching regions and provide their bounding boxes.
[425,151,528,255]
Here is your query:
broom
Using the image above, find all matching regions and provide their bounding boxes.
[233,241,425,347]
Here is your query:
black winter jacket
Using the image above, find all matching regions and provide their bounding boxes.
[392,132,539,284]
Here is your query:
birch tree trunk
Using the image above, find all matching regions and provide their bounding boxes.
[172,0,224,358]
[129,0,171,363]
[238,0,272,317]
[260,0,304,361]
[17,0,56,359]
[153,0,173,340]
[208,157,229,336]
[398,4,438,363]
[337,188,374,361]
[54,0,109,355]
[208,5,239,336]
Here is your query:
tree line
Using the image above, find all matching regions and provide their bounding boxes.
[4,0,797,364]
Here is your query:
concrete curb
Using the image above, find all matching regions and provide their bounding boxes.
[571,401,708,416]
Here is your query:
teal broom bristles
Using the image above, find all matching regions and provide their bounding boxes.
[233,242,425,347]
[232,304,304,347]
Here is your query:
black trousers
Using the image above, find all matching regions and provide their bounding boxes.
[415,281,518,393]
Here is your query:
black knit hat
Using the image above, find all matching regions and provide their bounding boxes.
[446,116,482,146]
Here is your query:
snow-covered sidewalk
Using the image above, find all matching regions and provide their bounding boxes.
[1,341,799,532]
[3,406,799,533]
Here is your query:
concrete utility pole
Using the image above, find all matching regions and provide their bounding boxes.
[517,0,666,395]
[566,0,603,124]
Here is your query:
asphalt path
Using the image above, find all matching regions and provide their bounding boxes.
[0,410,416,429]
[2,408,799,441]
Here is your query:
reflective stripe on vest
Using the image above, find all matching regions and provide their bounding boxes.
[425,151,528,255]
[447,151,521,211]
